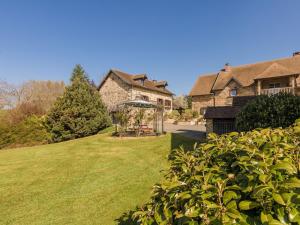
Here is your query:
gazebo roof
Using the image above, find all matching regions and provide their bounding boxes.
[118,99,157,108]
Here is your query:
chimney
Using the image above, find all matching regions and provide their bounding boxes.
[223,63,232,72]
[293,51,300,57]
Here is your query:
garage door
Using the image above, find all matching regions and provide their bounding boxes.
[213,119,236,135]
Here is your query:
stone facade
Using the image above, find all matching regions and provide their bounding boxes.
[192,80,256,113]
[192,78,300,113]
[206,119,213,133]
[99,73,131,112]
[191,95,214,115]
[131,87,173,110]
[99,72,173,113]
[214,81,255,107]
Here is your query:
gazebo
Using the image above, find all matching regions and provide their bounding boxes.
[115,99,164,136]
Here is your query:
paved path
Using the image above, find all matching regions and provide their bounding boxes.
[164,123,206,140]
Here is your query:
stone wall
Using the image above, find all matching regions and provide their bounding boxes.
[214,81,255,106]
[99,73,131,112]
[99,73,173,113]
[131,87,173,112]
[191,95,214,114]
[191,80,255,113]
[206,119,213,133]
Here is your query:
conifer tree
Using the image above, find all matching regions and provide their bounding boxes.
[46,65,111,142]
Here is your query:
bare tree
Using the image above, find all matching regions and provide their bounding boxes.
[0,80,65,111]
[0,80,18,109]
[173,95,188,109]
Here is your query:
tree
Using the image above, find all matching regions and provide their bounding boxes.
[0,80,17,109]
[45,65,111,142]
[0,80,65,111]
[236,93,300,131]
[173,95,188,109]
[186,95,192,109]
[19,80,65,112]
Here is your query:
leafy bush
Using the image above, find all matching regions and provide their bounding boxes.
[0,116,50,149]
[115,107,132,135]
[192,110,199,119]
[182,109,194,121]
[45,65,111,142]
[168,110,181,120]
[236,93,300,131]
[132,119,300,224]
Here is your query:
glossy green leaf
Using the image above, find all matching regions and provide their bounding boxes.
[289,208,300,222]
[272,162,297,174]
[239,200,260,210]
[272,193,286,205]
[285,177,300,188]
[223,191,238,205]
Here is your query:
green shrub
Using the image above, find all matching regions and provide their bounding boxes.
[192,110,199,119]
[168,110,181,120]
[45,65,111,142]
[0,116,50,149]
[182,109,194,121]
[236,93,300,131]
[115,107,132,134]
[132,119,300,224]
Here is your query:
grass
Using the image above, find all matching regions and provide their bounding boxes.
[0,131,196,225]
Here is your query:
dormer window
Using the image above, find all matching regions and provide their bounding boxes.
[154,81,168,89]
[138,79,144,86]
[133,74,147,86]
[230,88,237,97]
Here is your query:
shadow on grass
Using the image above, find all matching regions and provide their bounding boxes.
[115,133,204,224]
[170,132,203,151]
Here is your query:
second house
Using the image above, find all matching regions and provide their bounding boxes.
[98,69,173,112]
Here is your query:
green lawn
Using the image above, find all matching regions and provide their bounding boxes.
[0,131,196,225]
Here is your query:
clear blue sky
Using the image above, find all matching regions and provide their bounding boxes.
[0,0,299,95]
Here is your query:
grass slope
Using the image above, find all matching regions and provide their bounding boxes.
[0,132,195,225]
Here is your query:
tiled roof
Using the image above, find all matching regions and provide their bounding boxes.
[254,63,297,80]
[99,69,173,95]
[189,74,218,96]
[190,54,300,96]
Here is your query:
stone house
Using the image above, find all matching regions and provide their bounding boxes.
[189,52,300,134]
[98,69,173,113]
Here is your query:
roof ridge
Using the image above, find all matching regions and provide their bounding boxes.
[196,73,218,78]
[200,56,295,75]
[230,56,294,70]
[111,69,133,75]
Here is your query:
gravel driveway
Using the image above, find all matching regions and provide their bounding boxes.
[164,123,206,140]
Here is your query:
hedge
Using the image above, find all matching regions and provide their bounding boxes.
[131,119,300,224]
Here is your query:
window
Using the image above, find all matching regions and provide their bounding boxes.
[141,95,149,101]
[157,98,164,106]
[230,88,237,97]
[139,79,144,86]
[269,83,281,89]
[165,100,171,109]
